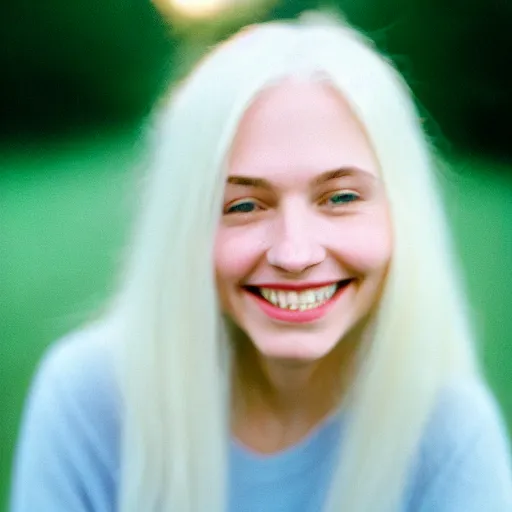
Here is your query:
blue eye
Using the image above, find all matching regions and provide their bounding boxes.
[226,200,258,214]
[328,192,359,205]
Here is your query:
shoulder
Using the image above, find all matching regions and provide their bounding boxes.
[30,322,121,426]
[32,321,121,450]
[406,377,512,511]
[11,322,121,511]
[35,322,119,398]
[423,377,510,462]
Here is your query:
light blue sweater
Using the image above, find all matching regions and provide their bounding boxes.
[10,329,512,511]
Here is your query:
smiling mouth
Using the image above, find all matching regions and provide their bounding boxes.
[244,279,352,311]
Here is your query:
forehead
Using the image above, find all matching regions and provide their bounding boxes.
[228,79,378,182]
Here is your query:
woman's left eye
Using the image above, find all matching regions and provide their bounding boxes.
[326,191,360,206]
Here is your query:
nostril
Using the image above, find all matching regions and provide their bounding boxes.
[266,242,326,272]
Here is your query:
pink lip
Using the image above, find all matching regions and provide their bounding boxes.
[245,281,351,324]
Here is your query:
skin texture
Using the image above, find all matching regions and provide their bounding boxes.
[214,80,393,450]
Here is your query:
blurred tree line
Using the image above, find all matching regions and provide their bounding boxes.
[1,0,511,163]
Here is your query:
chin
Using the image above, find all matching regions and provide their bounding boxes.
[250,333,342,362]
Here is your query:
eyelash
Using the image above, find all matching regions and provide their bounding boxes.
[322,190,361,206]
[224,191,360,215]
[224,199,262,215]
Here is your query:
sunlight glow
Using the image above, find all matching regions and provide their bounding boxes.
[169,0,232,18]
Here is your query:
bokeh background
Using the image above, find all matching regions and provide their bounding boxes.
[1,0,511,509]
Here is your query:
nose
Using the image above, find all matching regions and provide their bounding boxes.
[266,208,326,274]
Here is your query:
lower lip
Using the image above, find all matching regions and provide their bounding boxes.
[246,283,350,324]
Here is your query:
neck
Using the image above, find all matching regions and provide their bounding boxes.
[232,338,356,425]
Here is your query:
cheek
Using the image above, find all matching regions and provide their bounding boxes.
[334,214,393,273]
[214,226,267,284]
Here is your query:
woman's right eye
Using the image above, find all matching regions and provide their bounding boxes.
[225,200,260,214]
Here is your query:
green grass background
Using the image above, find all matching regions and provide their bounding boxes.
[1,128,511,509]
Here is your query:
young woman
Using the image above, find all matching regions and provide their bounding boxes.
[10,12,512,512]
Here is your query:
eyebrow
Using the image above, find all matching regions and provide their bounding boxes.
[226,167,376,189]
[226,175,272,189]
[314,167,376,186]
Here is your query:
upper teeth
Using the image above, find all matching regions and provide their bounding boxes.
[260,284,337,310]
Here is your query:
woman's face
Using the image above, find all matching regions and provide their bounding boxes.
[215,80,392,362]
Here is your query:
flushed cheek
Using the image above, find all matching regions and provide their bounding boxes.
[214,227,268,311]
[332,220,392,273]
[214,229,266,279]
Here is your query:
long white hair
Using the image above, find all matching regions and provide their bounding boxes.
[107,12,480,512]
